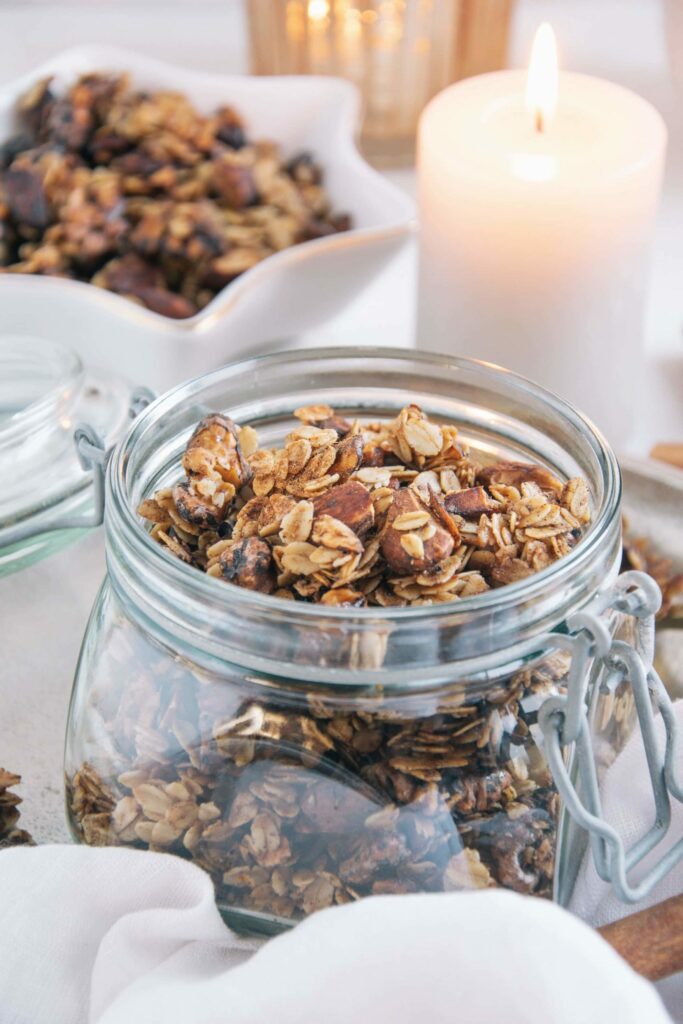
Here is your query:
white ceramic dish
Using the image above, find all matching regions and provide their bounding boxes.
[0,47,416,392]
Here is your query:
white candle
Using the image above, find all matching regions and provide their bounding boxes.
[417,25,667,444]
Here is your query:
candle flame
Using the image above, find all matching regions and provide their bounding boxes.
[526,23,558,133]
[307,0,330,20]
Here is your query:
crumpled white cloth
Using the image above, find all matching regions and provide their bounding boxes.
[0,845,671,1024]
[2,702,682,1024]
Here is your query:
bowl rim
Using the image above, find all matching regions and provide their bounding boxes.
[0,44,417,331]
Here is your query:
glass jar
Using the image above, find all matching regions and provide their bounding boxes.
[66,348,637,933]
[247,0,515,166]
[0,335,131,576]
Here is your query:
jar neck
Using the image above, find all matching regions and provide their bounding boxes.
[105,347,623,690]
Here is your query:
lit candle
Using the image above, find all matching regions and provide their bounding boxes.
[417,25,667,443]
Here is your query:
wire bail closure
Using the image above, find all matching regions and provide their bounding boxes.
[539,570,683,903]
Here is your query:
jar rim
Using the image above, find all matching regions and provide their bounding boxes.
[107,348,621,673]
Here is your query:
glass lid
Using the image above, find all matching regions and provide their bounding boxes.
[0,335,132,576]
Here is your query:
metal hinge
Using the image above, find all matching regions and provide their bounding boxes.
[538,570,683,903]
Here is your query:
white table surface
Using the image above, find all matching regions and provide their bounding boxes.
[0,2,681,1014]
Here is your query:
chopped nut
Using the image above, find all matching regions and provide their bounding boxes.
[312,481,375,539]
[294,403,334,423]
[220,537,275,593]
[476,461,563,496]
[212,160,257,209]
[381,488,454,575]
[184,414,250,489]
[330,434,364,481]
[444,486,492,518]
[173,482,228,528]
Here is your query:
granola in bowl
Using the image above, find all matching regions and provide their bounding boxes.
[139,403,592,605]
[0,73,350,319]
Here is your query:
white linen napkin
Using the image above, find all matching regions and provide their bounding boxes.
[0,844,672,1024]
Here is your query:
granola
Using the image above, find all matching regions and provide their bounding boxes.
[0,73,351,317]
[622,524,683,624]
[68,600,643,924]
[0,768,34,849]
[68,652,566,917]
[139,403,591,605]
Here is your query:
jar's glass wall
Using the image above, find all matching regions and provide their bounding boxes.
[65,581,637,933]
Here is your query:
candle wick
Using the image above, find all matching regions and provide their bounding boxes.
[535,108,545,133]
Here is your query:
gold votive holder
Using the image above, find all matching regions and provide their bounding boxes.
[247,0,515,166]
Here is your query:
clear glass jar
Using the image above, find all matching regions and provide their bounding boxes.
[0,335,131,576]
[65,348,635,933]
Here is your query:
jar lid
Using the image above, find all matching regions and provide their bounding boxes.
[0,335,131,575]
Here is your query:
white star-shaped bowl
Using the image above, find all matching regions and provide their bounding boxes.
[0,47,416,391]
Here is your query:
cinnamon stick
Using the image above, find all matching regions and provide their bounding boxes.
[598,893,683,981]
[650,444,683,471]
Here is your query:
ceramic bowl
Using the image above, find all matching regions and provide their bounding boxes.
[0,47,416,391]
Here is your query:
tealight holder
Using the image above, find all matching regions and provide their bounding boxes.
[247,0,515,165]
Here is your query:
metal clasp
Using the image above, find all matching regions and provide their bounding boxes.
[129,386,156,418]
[539,570,683,903]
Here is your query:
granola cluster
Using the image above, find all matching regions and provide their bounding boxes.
[0,769,34,849]
[0,73,350,318]
[139,403,591,605]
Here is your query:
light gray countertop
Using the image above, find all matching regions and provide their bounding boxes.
[1,531,105,843]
